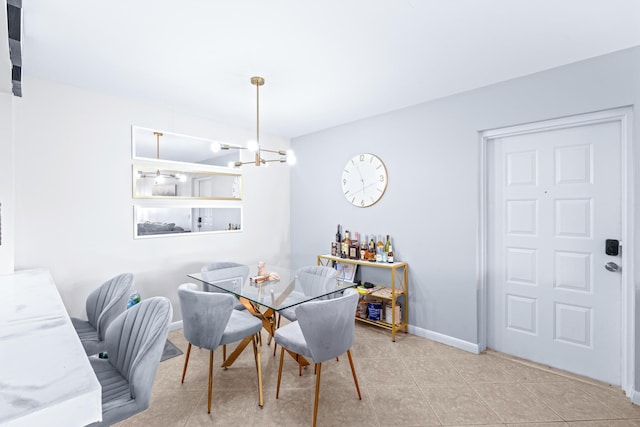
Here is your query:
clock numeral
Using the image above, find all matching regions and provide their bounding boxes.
[360,200,365,207]
[379,175,384,182]
[359,154,364,162]
[343,178,347,185]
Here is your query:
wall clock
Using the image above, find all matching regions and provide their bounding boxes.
[341,153,388,207]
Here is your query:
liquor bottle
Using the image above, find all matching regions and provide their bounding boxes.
[341,230,351,258]
[387,244,394,263]
[360,237,367,261]
[335,224,341,244]
[384,235,391,253]
[368,237,376,261]
[349,231,360,259]
[376,235,384,262]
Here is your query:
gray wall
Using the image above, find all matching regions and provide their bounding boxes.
[290,47,640,352]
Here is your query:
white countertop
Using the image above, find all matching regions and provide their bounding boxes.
[0,269,102,427]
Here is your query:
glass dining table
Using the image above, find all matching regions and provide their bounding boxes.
[188,264,356,369]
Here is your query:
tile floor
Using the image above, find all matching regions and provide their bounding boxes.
[115,323,640,426]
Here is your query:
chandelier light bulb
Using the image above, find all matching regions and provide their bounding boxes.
[210,142,221,152]
[247,140,259,152]
[286,150,296,165]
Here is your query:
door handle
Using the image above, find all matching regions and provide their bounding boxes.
[605,262,620,272]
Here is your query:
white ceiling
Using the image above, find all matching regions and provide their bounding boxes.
[19,0,640,138]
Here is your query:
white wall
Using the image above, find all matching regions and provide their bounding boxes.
[291,47,640,348]
[13,77,291,321]
[0,92,15,274]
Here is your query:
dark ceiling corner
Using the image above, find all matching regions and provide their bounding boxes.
[7,0,22,97]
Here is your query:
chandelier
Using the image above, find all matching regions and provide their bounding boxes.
[211,76,296,167]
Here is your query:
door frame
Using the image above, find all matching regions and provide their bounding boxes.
[477,107,635,396]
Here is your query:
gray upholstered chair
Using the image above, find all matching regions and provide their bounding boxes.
[274,288,361,427]
[200,263,252,362]
[200,262,250,311]
[71,273,134,356]
[87,296,172,427]
[178,282,264,413]
[273,265,338,357]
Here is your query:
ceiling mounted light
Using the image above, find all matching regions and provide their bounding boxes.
[228,76,294,168]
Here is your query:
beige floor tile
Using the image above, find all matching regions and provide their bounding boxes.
[471,382,562,423]
[357,356,415,388]
[507,423,569,427]
[499,358,572,384]
[352,334,401,359]
[367,384,441,426]
[186,387,274,427]
[420,384,502,425]
[449,354,517,384]
[315,385,376,427]
[118,327,640,426]
[567,421,640,427]
[572,381,640,419]
[124,390,202,426]
[406,357,467,386]
[523,382,623,421]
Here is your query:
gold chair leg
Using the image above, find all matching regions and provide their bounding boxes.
[346,349,361,400]
[297,354,302,376]
[313,362,322,427]
[273,313,282,357]
[207,350,214,413]
[252,334,264,407]
[181,342,192,383]
[276,347,285,399]
[223,344,226,364]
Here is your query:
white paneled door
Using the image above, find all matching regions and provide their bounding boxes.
[487,116,623,385]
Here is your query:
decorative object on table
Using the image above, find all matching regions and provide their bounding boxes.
[257,261,280,281]
[335,261,357,283]
[340,153,388,207]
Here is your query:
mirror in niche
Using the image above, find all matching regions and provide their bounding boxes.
[132,126,241,167]
[134,206,242,238]
[133,165,242,200]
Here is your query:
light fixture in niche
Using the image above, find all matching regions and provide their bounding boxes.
[137,131,189,183]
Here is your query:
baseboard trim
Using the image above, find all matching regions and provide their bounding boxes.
[168,320,183,331]
[629,386,640,404]
[408,325,480,354]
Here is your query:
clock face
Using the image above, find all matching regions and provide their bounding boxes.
[341,153,388,207]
